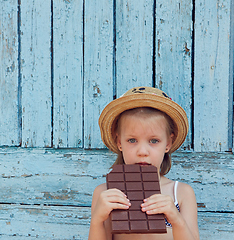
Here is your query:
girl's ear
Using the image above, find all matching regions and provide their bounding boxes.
[116,133,122,151]
[165,133,174,153]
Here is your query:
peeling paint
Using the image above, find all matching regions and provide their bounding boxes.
[157,39,161,57]
[197,203,206,208]
[184,42,190,55]
[93,83,101,98]
[21,174,33,178]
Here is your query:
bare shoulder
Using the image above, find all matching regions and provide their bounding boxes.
[177,182,196,202]
[177,181,197,216]
[93,183,107,195]
[177,182,199,239]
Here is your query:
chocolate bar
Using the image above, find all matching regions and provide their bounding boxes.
[106,164,167,234]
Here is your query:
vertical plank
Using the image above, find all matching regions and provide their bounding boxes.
[194,0,233,151]
[53,0,83,148]
[231,0,234,152]
[20,0,52,147]
[116,0,154,96]
[0,0,19,146]
[155,0,193,150]
[84,0,113,149]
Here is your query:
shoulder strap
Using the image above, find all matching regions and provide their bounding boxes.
[174,181,179,205]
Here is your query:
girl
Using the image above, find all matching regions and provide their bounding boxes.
[88,87,200,240]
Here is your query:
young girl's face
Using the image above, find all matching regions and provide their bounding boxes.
[116,114,173,171]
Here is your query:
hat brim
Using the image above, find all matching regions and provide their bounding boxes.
[99,93,188,153]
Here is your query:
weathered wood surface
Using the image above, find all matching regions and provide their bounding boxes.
[0,205,233,240]
[155,0,193,150]
[53,0,84,148]
[115,0,153,94]
[20,0,52,148]
[0,148,233,239]
[0,0,19,146]
[194,0,234,152]
[83,0,114,149]
[0,204,90,240]
[1,0,233,151]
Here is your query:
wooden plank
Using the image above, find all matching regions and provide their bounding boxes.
[167,152,234,213]
[155,0,193,150]
[231,0,234,152]
[0,148,233,238]
[115,0,154,96]
[53,0,83,148]
[0,148,233,213]
[0,204,90,240]
[84,0,114,149]
[198,212,234,240]
[0,0,19,146]
[20,0,52,147]
[0,205,233,239]
[0,149,112,206]
[194,0,233,151]
[0,148,114,206]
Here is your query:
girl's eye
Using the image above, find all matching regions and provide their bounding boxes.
[150,139,158,144]
[128,138,136,143]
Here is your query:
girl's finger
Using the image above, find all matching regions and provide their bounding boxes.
[142,202,167,213]
[110,202,131,210]
[106,196,131,206]
[142,194,172,207]
[105,188,128,198]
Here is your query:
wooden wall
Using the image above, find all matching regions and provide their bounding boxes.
[0,148,233,239]
[0,0,233,152]
[1,2,234,239]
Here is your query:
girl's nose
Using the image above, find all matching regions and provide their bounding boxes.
[137,143,149,156]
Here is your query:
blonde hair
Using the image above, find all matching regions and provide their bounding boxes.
[112,107,175,175]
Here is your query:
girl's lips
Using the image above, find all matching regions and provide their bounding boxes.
[136,162,151,166]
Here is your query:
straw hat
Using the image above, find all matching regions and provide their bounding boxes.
[99,86,188,153]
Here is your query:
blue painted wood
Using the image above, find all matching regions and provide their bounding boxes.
[0,204,91,240]
[1,1,234,239]
[155,0,193,150]
[0,148,233,212]
[0,0,233,151]
[194,0,233,151]
[115,0,154,96]
[84,0,114,149]
[231,0,234,152]
[20,0,52,147]
[0,148,233,239]
[0,0,19,146]
[53,0,83,148]
[0,205,233,239]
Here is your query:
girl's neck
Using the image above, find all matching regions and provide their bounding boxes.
[159,175,171,185]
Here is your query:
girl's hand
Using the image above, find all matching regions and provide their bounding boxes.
[92,188,131,223]
[89,186,131,240]
[141,194,181,226]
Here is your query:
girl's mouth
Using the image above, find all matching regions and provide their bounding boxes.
[136,162,151,166]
